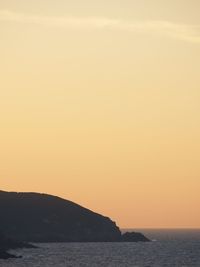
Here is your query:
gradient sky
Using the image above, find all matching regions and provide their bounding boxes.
[1,0,200,228]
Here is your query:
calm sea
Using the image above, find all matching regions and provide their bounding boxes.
[1,229,200,267]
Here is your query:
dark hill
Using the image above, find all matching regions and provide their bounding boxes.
[0,190,150,243]
[0,190,121,242]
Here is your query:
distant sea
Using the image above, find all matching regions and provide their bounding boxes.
[1,229,200,267]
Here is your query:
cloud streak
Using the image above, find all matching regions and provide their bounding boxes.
[1,9,200,43]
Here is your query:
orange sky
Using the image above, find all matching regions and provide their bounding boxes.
[0,0,200,228]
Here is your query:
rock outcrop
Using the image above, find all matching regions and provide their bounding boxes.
[0,233,35,259]
[0,250,21,259]
[121,232,150,242]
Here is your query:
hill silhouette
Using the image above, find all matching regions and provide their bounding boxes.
[0,190,150,243]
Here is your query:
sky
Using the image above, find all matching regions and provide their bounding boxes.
[0,0,200,228]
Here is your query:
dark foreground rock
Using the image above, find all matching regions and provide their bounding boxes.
[121,232,150,242]
[0,233,36,250]
[0,190,150,243]
[0,250,22,259]
[0,233,36,260]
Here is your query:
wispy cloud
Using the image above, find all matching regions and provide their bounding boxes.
[1,9,200,43]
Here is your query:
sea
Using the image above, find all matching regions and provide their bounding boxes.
[0,229,200,267]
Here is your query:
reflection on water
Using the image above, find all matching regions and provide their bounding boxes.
[1,230,200,267]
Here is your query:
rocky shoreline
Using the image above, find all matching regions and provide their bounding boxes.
[0,250,21,260]
[0,234,36,259]
[0,231,150,260]
[0,191,150,259]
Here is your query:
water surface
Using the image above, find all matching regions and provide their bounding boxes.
[1,229,200,266]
